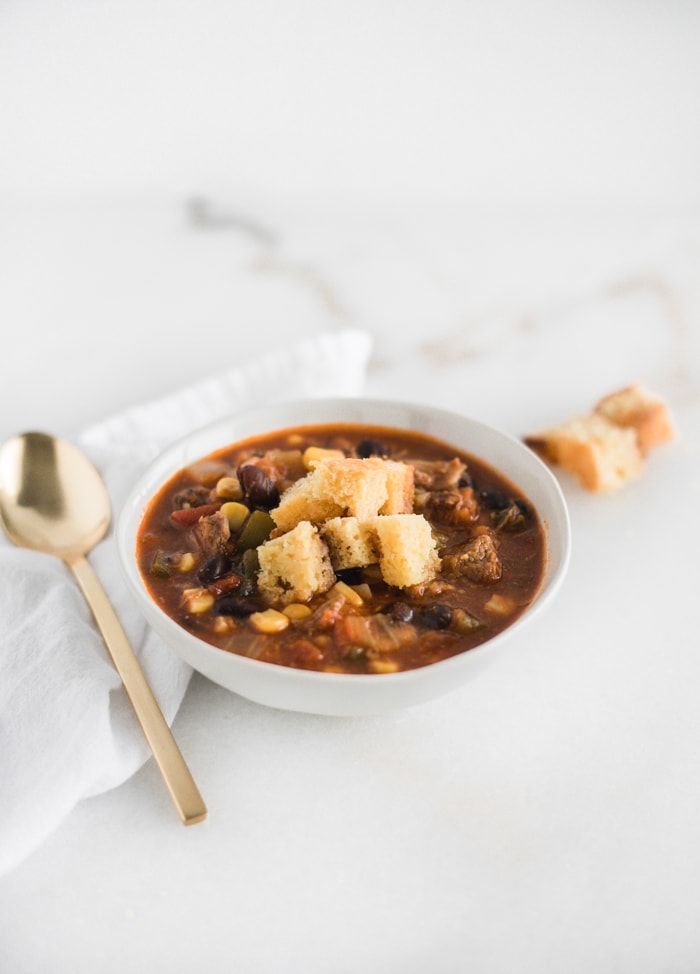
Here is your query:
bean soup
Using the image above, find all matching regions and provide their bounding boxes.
[136,423,546,674]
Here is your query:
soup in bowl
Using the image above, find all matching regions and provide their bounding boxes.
[117,398,570,715]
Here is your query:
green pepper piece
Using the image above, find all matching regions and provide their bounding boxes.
[238,510,275,551]
[241,547,260,577]
[151,550,173,578]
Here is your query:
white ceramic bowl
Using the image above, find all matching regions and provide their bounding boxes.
[117,397,571,716]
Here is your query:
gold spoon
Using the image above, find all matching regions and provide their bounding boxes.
[0,431,207,825]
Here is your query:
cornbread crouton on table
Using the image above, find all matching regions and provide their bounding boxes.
[257,520,335,605]
[526,414,644,492]
[594,382,675,454]
[271,456,413,531]
[525,382,674,492]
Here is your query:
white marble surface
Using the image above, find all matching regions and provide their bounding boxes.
[1,194,700,973]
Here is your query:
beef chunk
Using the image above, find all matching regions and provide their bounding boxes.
[173,485,212,509]
[423,486,479,526]
[190,510,231,556]
[409,457,467,490]
[442,533,502,583]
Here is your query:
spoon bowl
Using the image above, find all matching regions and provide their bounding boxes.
[0,432,110,560]
[0,431,207,825]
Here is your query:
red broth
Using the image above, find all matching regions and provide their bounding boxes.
[136,423,546,673]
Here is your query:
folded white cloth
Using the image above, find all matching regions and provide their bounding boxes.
[0,329,372,876]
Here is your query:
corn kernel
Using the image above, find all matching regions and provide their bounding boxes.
[303,446,345,469]
[351,583,372,601]
[330,579,364,606]
[182,587,214,614]
[221,501,249,532]
[483,593,516,616]
[368,658,400,674]
[216,475,243,500]
[212,615,236,634]
[176,552,197,573]
[249,608,290,633]
[283,603,313,620]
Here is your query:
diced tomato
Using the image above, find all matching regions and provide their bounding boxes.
[286,640,325,668]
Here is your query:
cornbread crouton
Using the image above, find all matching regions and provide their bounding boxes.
[257,520,335,605]
[525,382,675,492]
[369,514,440,588]
[378,460,415,515]
[315,457,389,519]
[525,414,644,492]
[321,516,378,570]
[271,457,390,531]
[268,473,342,532]
[594,383,675,454]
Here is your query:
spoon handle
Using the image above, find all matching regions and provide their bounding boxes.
[70,555,207,826]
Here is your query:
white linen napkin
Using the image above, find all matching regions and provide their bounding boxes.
[0,328,372,876]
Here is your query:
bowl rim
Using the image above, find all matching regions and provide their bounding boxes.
[116,396,571,705]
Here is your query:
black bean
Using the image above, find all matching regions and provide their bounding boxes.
[417,603,453,630]
[214,595,262,617]
[198,553,233,584]
[478,487,510,510]
[387,601,414,624]
[238,465,279,509]
[357,438,389,458]
[458,472,474,489]
[336,567,364,585]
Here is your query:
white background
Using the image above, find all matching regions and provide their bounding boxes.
[2,0,700,440]
[2,0,700,208]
